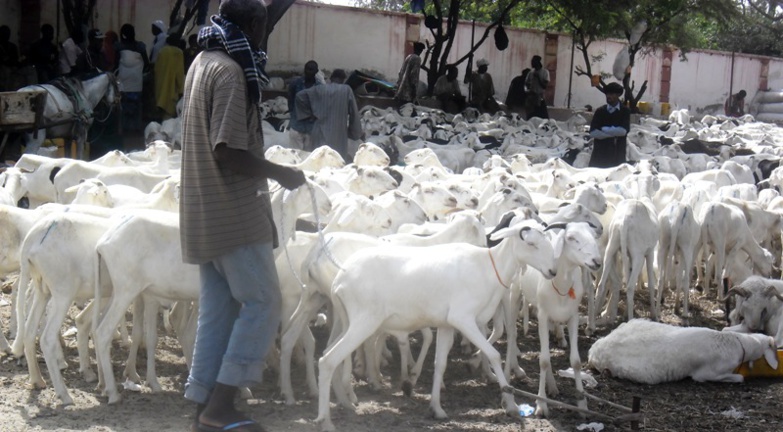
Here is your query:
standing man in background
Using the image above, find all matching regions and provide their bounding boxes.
[505,67,529,115]
[287,60,320,150]
[469,59,498,114]
[296,69,364,161]
[180,1,306,431]
[150,20,168,64]
[525,55,549,119]
[588,82,630,168]
[394,41,424,104]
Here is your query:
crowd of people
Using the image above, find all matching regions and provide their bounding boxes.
[0,20,198,136]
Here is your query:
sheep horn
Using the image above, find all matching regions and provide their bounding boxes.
[544,222,568,232]
[764,285,783,302]
[722,287,749,301]
[517,225,532,240]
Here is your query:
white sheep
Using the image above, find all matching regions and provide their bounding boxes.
[314,221,556,431]
[656,201,700,319]
[588,319,778,384]
[725,276,783,346]
[530,222,602,417]
[696,202,774,297]
[595,199,660,324]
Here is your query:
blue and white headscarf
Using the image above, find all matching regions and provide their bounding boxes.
[198,14,270,106]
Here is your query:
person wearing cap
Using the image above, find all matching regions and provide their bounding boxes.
[505,67,530,114]
[524,55,549,119]
[469,58,498,114]
[296,68,364,161]
[150,20,167,63]
[86,29,110,71]
[725,89,746,117]
[395,41,424,103]
[588,82,631,168]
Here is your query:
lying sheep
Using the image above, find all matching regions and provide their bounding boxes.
[726,276,783,346]
[588,319,778,384]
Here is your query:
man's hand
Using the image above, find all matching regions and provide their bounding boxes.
[272,164,307,190]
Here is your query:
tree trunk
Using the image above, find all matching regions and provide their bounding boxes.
[262,0,298,52]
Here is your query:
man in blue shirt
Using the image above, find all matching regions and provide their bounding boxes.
[287,60,320,150]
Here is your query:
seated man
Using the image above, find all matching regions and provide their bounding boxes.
[433,65,465,114]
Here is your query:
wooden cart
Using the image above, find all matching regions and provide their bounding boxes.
[0,90,48,159]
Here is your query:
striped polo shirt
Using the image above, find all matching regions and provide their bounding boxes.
[179,50,276,265]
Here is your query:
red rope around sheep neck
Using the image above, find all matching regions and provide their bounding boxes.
[488,249,509,289]
[552,279,576,299]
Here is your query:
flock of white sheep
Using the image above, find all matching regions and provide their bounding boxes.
[2,96,783,431]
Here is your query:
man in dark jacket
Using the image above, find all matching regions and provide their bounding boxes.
[588,82,630,168]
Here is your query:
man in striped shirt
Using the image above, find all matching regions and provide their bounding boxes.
[179,1,305,430]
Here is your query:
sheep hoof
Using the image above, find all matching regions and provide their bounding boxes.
[401,380,413,397]
[316,417,335,432]
[82,368,98,383]
[429,405,448,420]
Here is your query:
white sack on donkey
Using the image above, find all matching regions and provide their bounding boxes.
[587,319,777,384]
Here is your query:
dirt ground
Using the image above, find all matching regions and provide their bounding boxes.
[1,276,782,432]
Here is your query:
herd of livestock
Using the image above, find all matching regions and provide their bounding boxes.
[2,98,783,430]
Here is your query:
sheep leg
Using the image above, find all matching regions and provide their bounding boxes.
[406,327,432,390]
[40,297,75,406]
[280,294,325,405]
[94,293,140,404]
[143,296,162,393]
[625,254,645,322]
[23,289,48,390]
[567,315,587,414]
[300,326,319,398]
[316,315,378,432]
[362,332,384,390]
[583,268,595,336]
[123,298,144,384]
[535,312,554,418]
[504,292,527,380]
[73,301,97,383]
[713,242,727,299]
[692,370,744,383]
[679,249,695,320]
[429,327,454,419]
[0,328,9,355]
[457,320,516,417]
[646,250,658,320]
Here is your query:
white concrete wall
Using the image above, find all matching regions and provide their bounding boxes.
[266,2,408,79]
[670,50,761,114]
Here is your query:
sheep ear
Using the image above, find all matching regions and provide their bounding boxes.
[336,206,355,226]
[553,230,565,258]
[64,184,81,193]
[764,339,779,369]
[488,225,515,242]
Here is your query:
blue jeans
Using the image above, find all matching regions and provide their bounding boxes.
[184,242,281,404]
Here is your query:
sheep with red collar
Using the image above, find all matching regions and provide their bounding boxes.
[588,319,778,384]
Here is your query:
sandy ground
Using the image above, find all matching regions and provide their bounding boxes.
[1,277,782,432]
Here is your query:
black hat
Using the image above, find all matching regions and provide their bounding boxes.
[604,82,624,95]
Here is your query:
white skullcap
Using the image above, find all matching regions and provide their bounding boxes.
[476,58,489,67]
[152,20,166,32]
